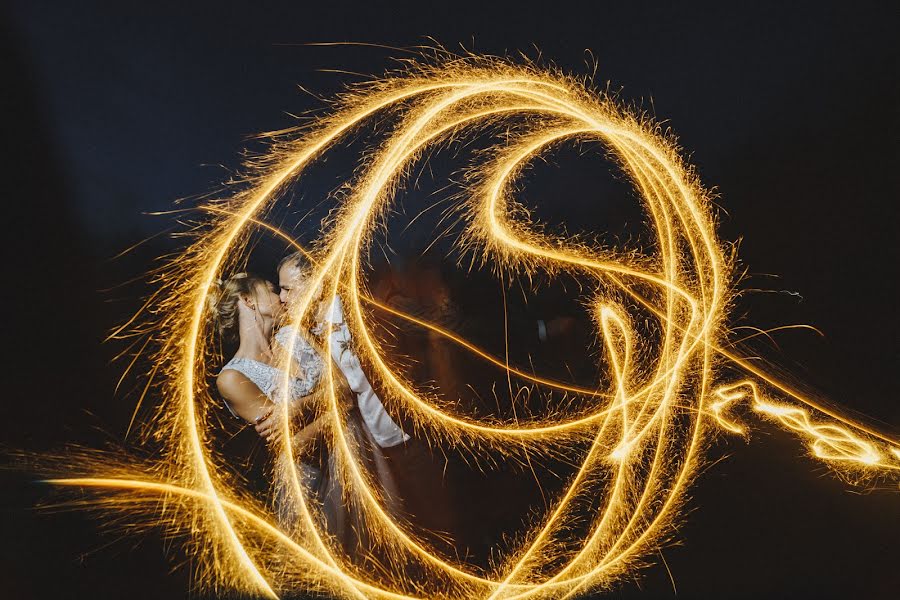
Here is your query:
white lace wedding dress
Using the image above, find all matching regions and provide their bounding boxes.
[221,328,324,405]
[220,327,326,523]
[220,326,399,557]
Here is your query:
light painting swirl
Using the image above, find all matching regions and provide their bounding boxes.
[49,56,899,600]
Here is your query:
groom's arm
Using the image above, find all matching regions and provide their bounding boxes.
[289,415,328,455]
[327,296,409,447]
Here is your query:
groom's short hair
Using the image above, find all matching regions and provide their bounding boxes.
[278,250,311,274]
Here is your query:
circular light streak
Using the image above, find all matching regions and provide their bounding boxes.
[50,57,899,600]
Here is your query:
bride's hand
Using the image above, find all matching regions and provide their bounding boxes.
[254,406,286,443]
[254,395,310,442]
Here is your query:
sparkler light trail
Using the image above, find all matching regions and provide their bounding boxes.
[48,55,899,599]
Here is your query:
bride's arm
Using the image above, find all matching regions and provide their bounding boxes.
[254,390,315,441]
[216,370,275,425]
[255,383,346,441]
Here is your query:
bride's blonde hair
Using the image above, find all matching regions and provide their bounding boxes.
[206,272,268,344]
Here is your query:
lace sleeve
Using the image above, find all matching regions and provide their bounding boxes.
[275,326,325,392]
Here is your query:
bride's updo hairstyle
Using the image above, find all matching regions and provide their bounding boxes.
[207,272,268,344]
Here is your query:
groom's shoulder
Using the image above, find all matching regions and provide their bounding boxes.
[325,295,345,324]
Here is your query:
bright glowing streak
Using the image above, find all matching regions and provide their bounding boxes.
[49,56,898,600]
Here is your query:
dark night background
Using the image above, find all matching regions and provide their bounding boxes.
[3,1,898,599]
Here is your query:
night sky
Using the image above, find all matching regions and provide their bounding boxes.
[3,2,899,599]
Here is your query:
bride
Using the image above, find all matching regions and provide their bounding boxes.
[207,272,398,555]
[207,273,324,507]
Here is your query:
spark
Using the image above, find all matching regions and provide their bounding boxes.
[48,55,898,599]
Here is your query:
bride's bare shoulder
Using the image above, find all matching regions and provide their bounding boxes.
[216,368,252,397]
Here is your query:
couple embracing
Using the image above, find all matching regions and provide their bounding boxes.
[207,251,409,556]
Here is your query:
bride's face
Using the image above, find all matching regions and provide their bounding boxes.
[252,281,282,320]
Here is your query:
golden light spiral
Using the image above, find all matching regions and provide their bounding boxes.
[50,57,899,600]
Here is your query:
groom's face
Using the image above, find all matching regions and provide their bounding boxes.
[278,264,302,307]
[278,263,322,312]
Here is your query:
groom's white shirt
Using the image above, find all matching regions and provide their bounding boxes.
[320,295,409,448]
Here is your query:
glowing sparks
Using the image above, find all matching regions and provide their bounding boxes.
[49,55,898,599]
[713,381,884,466]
